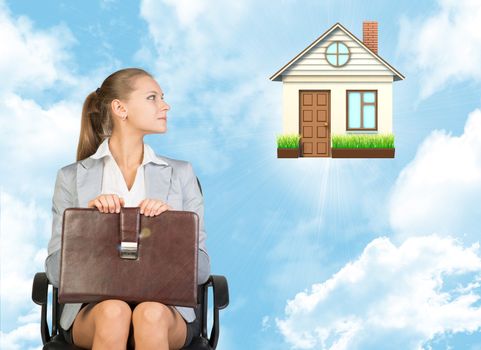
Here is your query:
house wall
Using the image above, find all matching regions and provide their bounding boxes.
[282,76,393,135]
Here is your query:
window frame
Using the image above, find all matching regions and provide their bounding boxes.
[346,90,378,131]
[325,41,351,67]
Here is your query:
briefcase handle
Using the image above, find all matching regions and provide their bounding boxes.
[119,207,140,260]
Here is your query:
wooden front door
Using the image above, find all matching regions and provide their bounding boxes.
[300,91,330,157]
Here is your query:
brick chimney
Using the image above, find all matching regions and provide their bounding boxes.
[363,21,378,54]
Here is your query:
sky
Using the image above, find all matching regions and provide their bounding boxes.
[1,0,481,349]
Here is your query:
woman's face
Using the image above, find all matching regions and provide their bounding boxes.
[114,75,170,135]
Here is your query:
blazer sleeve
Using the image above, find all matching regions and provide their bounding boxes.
[44,167,74,288]
[182,162,211,284]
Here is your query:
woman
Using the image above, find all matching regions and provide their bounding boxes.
[44,68,210,349]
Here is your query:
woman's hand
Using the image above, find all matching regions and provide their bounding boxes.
[138,198,172,216]
[87,194,125,213]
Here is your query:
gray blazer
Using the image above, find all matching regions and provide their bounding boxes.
[45,154,210,330]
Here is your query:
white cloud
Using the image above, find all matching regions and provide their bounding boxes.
[17,307,42,325]
[276,235,481,350]
[0,192,50,310]
[1,278,43,348]
[161,0,207,27]
[138,0,250,92]
[0,2,120,195]
[0,192,49,348]
[0,4,77,94]
[0,322,42,350]
[398,0,481,98]
[0,92,79,169]
[0,0,123,157]
[389,108,481,241]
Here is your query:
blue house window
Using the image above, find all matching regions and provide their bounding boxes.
[347,91,377,130]
[325,41,350,67]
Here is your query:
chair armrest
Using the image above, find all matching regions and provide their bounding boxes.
[32,272,49,305]
[200,274,229,349]
[210,275,229,310]
[32,272,53,345]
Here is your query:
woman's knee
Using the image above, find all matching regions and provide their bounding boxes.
[72,300,132,348]
[95,299,132,320]
[132,302,173,328]
[93,300,132,336]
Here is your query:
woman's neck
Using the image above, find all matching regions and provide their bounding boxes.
[108,134,144,169]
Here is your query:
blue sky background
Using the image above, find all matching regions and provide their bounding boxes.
[1,0,481,349]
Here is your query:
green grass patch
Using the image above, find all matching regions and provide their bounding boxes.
[332,134,395,149]
[277,134,301,148]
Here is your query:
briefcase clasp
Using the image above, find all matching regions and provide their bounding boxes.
[120,241,138,260]
[119,207,140,260]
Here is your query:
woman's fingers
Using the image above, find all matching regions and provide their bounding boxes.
[112,195,121,213]
[90,196,167,215]
[94,198,103,212]
[88,194,123,213]
[98,196,109,212]
[139,198,170,216]
[105,195,115,213]
[149,201,164,216]
[154,203,170,216]
[139,199,148,214]
[143,199,156,216]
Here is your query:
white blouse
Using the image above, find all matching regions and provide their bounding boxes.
[89,137,166,206]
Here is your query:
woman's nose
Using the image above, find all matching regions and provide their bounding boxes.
[160,100,170,111]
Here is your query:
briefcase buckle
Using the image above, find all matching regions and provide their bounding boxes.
[120,241,138,260]
[119,207,140,260]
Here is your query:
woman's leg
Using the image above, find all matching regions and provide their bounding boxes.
[71,299,132,349]
[131,301,187,350]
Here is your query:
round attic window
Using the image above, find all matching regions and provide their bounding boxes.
[325,41,350,67]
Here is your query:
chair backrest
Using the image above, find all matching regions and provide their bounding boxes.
[196,176,203,195]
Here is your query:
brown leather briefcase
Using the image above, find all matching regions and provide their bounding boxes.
[58,207,198,307]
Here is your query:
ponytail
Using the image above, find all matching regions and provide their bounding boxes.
[76,90,105,161]
[76,67,154,161]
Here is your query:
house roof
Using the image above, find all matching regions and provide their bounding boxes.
[269,22,405,82]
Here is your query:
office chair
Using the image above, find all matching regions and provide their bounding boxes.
[32,178,229,349]
[32,272,229,349]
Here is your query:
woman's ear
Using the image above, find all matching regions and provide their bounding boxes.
[110,99,128,119]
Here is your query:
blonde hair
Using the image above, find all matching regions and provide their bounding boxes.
[76,67,154,161]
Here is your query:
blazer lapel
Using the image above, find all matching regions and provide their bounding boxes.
[145,162,173,203]
[77,157,104,207]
